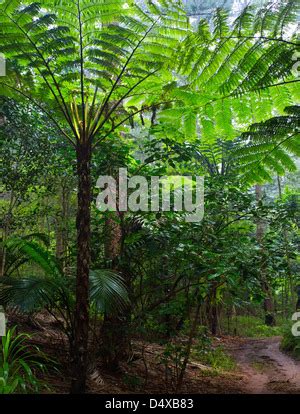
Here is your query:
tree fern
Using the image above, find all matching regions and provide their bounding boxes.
[0,1,188,391]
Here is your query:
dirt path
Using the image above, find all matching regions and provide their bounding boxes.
[228,336,300,394]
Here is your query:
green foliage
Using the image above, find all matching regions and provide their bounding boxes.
[193,327,236,371]
[234,105,300,184]
[0,0,299,391]
[0,237,129,343]
[196,345,236,372]
[159,342,186,389]
[223,315,284,337]
[0,0,188,143]
[0,327,49,394]
[154,1,300,184]
[0,99,57,196]
[280,323,300,359]
[5,237,62,279]
[90,269,130,314]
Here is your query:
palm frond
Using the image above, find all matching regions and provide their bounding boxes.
[90,269,129,314]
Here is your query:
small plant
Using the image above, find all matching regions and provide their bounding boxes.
[205,346,236,371]
[159,342,186,391]
[0,327,49,394]
[195,326,212,354]
[193,328,236,372]
[194,344,236,372]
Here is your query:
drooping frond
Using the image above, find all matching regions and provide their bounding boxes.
[0,236,129,315]
[232,105,300,184]
[167,1,299,143]
[181,0,299,95]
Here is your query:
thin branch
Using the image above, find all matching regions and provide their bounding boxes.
[215,212,252,235]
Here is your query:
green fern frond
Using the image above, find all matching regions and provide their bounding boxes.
[233,105,300,184]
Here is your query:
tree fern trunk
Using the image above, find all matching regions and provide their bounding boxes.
[71,141,91,394]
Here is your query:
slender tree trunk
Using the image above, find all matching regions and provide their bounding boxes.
[210,284,219,336]
[296,286,300,311]
[0,191,15,278]
[255,185,276,326]
[71,141,91,394]
[176,300,201,392]
[55,180,71,271]
[105,215,122,262]
[277,175,282,198]
[278,176,295,313]
[206,281,219,335]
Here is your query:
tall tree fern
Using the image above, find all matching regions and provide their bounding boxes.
[0,0,188,392]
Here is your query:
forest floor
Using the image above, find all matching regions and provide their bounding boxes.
[8,312,300,394]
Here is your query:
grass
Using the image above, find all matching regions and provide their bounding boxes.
[200,346,237,372]
[221,315,286,338]
[192,342,236,373]
[250,361,266,372]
